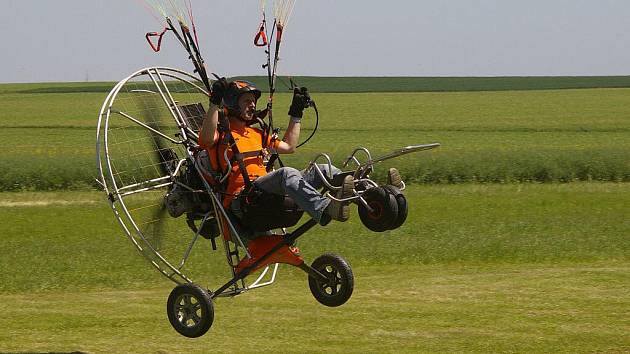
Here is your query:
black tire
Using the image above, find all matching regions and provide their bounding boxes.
[382,185,408,230]
[167,283,214,338]
[308,253,354,307]
[358,186,398,232]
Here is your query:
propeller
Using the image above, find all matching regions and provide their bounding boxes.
[134,91,180,250]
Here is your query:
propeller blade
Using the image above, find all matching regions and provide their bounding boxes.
[135,91,179,176]
[133,91,178,247]
[150,200,169,250]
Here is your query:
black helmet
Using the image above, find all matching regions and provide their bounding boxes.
[223,80,262,116]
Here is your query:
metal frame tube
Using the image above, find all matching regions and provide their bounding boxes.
[112,110,184,144]
[305,153,340,191]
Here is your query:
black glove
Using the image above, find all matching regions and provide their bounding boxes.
[288,87,311,118]
[210,77,228,105]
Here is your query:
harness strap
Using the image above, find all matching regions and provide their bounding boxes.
[214,113,231,192]
[219,113,256,189]
[233,150,263,159]
[213,112,273,194]
[224,133,253,189]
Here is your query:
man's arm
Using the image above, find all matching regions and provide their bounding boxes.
[199,104,220,148]
[276,87,310,154]
[276,117,301,154]
[199,77,228,148]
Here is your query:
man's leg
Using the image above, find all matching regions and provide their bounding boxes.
[254,167,331,224]
[254,167,352,225]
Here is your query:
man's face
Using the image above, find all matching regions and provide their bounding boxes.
[238,92,257,120]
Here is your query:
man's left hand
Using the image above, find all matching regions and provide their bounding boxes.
[288,87,311,118]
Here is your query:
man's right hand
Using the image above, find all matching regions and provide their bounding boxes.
[210,77,228,105]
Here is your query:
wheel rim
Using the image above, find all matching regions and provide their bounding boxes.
[367,201,384,220]
[316,265,343,296]
[174,294,203,328]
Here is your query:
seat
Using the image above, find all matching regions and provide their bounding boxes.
[236,186,304,232]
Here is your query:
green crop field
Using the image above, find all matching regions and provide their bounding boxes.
[0,78,629,353]
[1,81,629,191]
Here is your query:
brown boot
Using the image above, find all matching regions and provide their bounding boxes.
[387,168,403,189]
[326,175,354,222]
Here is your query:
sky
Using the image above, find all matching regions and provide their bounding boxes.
[2,0,630,83]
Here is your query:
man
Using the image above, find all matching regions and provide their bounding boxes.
[198,79,353,227]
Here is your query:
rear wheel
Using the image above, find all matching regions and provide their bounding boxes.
[308,253,354,307]
[358,186,398,232]
[167,283,214,338]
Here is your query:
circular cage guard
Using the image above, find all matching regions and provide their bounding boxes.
[96,67,216,285]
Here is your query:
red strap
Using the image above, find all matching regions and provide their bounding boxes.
[145,28,169,52]
[254,25,268,47]
[275,25,283,43]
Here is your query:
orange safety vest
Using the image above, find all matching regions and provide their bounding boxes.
[200,125,280,208]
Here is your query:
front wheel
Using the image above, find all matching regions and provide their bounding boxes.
[382,185,408,230]
[358,186,399,232]
[167,283,214,338]
[308,253,354,307]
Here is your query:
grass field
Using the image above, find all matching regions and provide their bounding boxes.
[1,263,629,353]
[1,83,629,190]
[0,183,628,353]
[2,183,628,292]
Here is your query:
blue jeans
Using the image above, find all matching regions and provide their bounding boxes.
[251,164,342,223]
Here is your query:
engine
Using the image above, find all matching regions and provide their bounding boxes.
[164,160,220,242]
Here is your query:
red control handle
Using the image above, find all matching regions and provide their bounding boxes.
[146,28,168,52]
[254,26,268,47]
